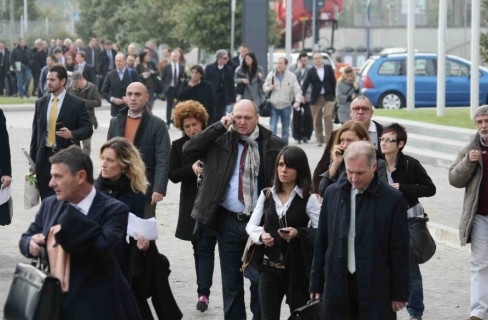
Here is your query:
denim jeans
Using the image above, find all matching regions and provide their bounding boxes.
[217,209,260,320]
[407,260,424,317]
[470,215,488,319]
[269,105,292,145]
[193,225,217,298]
[16,64,32,98]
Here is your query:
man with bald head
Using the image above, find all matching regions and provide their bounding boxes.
[101,53,140,116]
[184,99,284,319]
[108,82,170,217]
[312,95,384,192]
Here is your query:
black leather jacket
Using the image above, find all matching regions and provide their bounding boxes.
[183,122,284,228]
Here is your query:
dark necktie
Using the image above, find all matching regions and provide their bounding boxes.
[108,51,114,70]
[238,144,248,202]
[0,52,3,66]
[91,48,95,66]
[173,64,177,87]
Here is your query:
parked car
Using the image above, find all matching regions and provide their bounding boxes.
[359,52,488,109]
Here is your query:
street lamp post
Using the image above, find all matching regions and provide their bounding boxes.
[230,0,236,55]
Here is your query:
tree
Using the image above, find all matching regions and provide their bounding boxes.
[482,0,488,63]
[11,0,41,21]
[171,0,279,52]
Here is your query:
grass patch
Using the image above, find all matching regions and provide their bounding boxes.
[0,97,37,104]
[373,108,475,129]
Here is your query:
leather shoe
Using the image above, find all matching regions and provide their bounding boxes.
[469,316,482,320]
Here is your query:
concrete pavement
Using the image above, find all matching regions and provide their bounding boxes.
[0,100,473,319]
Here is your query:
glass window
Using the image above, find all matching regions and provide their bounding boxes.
[415,59,436,76]
[446,60,470,77]
[378,60,404,75]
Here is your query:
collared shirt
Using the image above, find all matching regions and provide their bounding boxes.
[77,62,86,72]
[70,186,96,215]
[117,68,126,81]
[45,90,67,146]
[128,110,143,119]
[348,187,362,273]
[246,185,321,244]
[316,66,325,94]
[220,142,258,213]
[275,71,285,82]
[367,121,379,149]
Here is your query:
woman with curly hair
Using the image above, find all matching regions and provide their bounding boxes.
[169,100,216,312]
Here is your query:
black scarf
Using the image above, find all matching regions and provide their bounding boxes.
[95,174,131,199]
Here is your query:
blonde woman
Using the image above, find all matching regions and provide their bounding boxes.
[96,137,183,319]
[336,66,360,123]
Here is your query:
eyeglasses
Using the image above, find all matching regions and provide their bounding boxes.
[351,106,371,112]
[379,137,398,143]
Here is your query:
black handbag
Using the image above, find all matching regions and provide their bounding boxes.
[0,196,13,226]
[288,299,323,320]
[259,74,274,117]
[4,248,62,320]
[408,213,436,264]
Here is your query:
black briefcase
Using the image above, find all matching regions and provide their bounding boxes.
[4,248,62,320]
[288,299,323,320]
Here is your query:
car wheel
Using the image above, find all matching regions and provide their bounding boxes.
[379,91,405,109]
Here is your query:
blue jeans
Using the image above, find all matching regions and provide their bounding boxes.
[193,225,217,298]
[407,260,424,317]
[16,64,32,98]
[217,208,260,320]
[269,106,292,145]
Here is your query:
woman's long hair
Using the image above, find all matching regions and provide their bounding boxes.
[273,146,312,195]
[100,137,148,194]
[241,52,258,77]
[331,120,371,157]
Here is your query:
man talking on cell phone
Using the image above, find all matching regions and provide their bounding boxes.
[30,64,93,199]
[183,99,284,320]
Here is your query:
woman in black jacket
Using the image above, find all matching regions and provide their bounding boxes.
[245,146,321,319]
[168,100,216,312]
[96,137,181,320]
[380,123,436,320]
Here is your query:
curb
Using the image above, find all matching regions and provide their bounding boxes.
[427,221,470,252]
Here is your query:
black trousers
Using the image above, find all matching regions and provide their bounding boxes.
[36,147,57,200]
[165,87,178,124]
[348,272,359,319]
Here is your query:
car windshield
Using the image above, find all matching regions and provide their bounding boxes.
[359,58,375,76]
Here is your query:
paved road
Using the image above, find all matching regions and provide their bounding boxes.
[0,100,472,319]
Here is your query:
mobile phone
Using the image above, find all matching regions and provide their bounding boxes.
[279,228,290,234]
[55,122,63,131]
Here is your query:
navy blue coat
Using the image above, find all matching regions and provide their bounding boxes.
[19,190,141,320]
[310,172,410,319]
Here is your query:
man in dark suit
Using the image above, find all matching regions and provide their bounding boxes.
[161,50,186,126]
[84,37,100,68]
[108,82,170,218]
[75,51,96,85]
[310,141,409,319]
[230,43,249,72]
[312,96,383,193]
[29,64,93,199]
[20,146,141,320]
[302,52,336,146]
[204,49,236,123]
[97,40,117,91]
[101,53,140,116]
[0,41,10,96]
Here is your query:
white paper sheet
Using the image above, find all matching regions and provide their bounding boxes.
[0,187,11,206]
[127,212,158,240]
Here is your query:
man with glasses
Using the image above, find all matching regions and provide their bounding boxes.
[312,95,383,193]
[204,49,236,123]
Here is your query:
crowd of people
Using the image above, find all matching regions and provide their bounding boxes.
[0,36,487,320]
